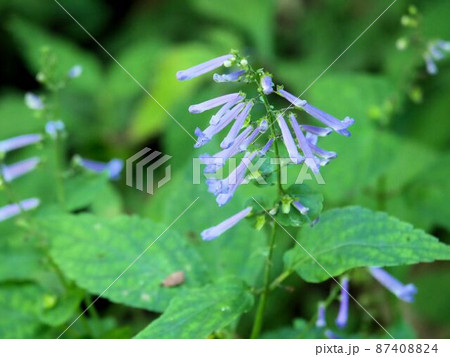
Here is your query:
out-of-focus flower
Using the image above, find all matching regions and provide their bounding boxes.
[336,277,350,329]
[201,206,252,241]
[0,134,42,155]
[292,200,309,215]
[45,121,65,139]
[423,40,450,75]
[368,267,417,303]
[78,157,124,180]
[316,303,326,328]
[25,93,44,110]
[1,157,40,182]
[68,65,83,78]
[0,198,40,222]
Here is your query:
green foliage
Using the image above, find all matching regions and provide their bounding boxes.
[38,213,210,312]
[135,279,254,338]
[285,206,450,282]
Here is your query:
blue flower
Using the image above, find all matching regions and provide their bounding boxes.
[177,54,234,81]
[278,88,354,136]
[0,134,42,154]
[292,200,309,215]
[261,75,274,95]
[316,303,327,328]
[239,126,262,152]
[424,40,450,75]
[1,157,40,182]
[68,65,83,78]
[336,277,350,329]
[189,93,242,113]
[290,114,319,174]
[0,198,40,222]
[201,206,252,241]
[200,126,253,173]
[301,125,332,137]
[424,54,438,75]
[45,121,65,139]
[368,267,417,303]
[213,70,246,83]
[259,138,274,156]
[277,114,304,164]
[194,102,246,148]
[78,157,124,180]
[25,93,44,110]
[325,330,342,339]
[221,101,254,149]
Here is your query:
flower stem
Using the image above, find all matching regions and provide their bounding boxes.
[250,223,277,338]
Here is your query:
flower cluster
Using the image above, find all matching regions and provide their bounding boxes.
[316,269,416,339]
[177,52,354,240]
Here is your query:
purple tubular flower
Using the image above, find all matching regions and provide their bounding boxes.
[259,138,274,156]
[239,126,260,152]
[79,158,124,180]
[309,142,337,159]
[368,267,417,303]
[221,101,254,149]
[0,198,40,222]
[189,93,241,114]
[301,125,332,137]
[194,102,245,148]
[336,277,350,329]
[293,200,309,215]
[25,93,44,110]
[277,88,306,108]
[437,40,450,52]
[424,54,438,75]
[213,152,257,206]
[177,54,234,81]
[210,96,243,125]
[0,134,42,154]
[259,119,268,133]
[261,75,274,95]
[213,70,246,83]
[1,157,40,182]
[201,126,253,173]
[290,114,319,174]
[277,114,303,164]
[316,303,326,328]
[302,102,354,135]
[201,206,252,241]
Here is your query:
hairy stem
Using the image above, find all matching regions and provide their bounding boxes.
[250,223,277,338]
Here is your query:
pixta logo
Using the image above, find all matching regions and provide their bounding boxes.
[126,148,171,194]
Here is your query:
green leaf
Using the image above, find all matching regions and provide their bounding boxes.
[0,283,45,338]
[191,0,275,59]
[39,214,210,312]
[142,164,273,285]
[284,206,450,282]
[134,279,253,338]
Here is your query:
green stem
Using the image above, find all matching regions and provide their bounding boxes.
[250,224,277,338]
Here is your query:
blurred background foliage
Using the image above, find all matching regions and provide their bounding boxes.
[0,0,449,338]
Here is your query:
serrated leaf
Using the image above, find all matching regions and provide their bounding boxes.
[39,214,210,312]
[134,279,253,338]
[284,206,450,282]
